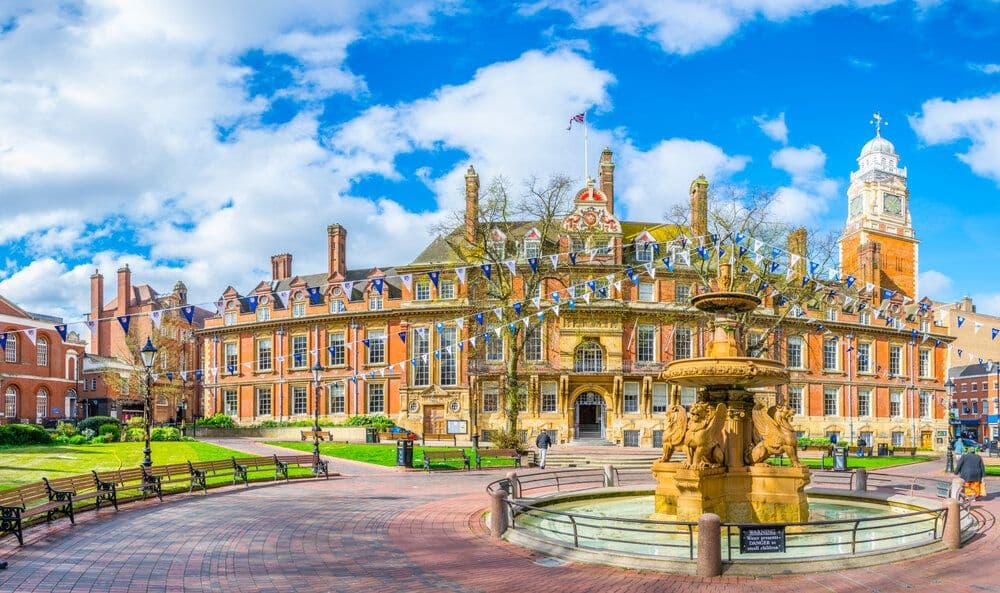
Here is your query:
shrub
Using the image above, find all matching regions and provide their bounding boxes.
[68,435,88,445]
[151,426,180,441]
[195,413,236,429]
[125,416,146,429]
[51,435,71,445]
[490,430,528,454]
[54,421,78,437]
[90,435,107,444]
[797,437,832,448]
[98,423,121,442]
[0,423,53,446]
[125,427,145,442]
[77,415,120,433]
[344,415,394,430]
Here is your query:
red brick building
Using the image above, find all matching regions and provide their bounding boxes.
[949,363,1000,443]
[0,295,86,424]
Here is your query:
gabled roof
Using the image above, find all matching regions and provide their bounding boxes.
[949,363,996,380]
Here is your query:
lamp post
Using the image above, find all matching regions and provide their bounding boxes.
[311,361,324,476]
[139,338,158,468]
[909,340,917,449]
[945,377,956,471]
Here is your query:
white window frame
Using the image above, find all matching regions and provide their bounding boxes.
[890,390,903,418]
[368,295,383,311]
[439,280,455,299]
[291,335,308,369]
[37,338,48,367]
[638,282,655,302]
[623,382,640,414]
[328,383,345,414]
[858,388,871,417]
[36,388,47,420]
[823,386,839,416]
[439,327,457,386]
[413,329,429,387]
[482,381,499,413]
[256,338,273,372]
[524,239,541,260]
[223,389,238,417]
[523,326,543,362]
[787,385,804,415]
[367,329,385,365]
[255,386,272,416]
[652,383,668,413]
[327,332,345,366]
[856,342,872,373]
[256,307,270,322]
[673,327,692,360]
[637,324,656,363]
[366,383,385,414]
[415,282,431,301]
[823,338,839,371]
[541,381,558,413]
[4,333,16,363]
[574,341,603,372]
[291,385,309,415]
[292,301,306,318]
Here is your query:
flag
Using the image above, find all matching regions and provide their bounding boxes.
[455,317,464,330]
[566,112,585,130]
[551,291,560,303]
[957,316,966,328]
[307,287,321,305]
[503,260,516,275]
[568,252,577,265]
[480,264,492,280]
[662,257,674,272]
[548,254,558,269]
[513,302,522,315]
[846,275,856,288]
[117,315,130,335]
[55,324,68,341]
[400,274,412,291]
[0,334,5,350]
[195,370,203,381]
[455,267,466,285]
[86,320,98,336]
[246,295,259,313]
[341,281,355,295]
[993,328,999,341]
[427,270,440,288]
[494,307,503,320]
[371,277,384,295]
[475,312,484,325]
[528,257,538,272]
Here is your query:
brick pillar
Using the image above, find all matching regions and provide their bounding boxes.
[465,165,479,244]
[328,224,347,279]
[599,147,615,214]
[689,176,709,238]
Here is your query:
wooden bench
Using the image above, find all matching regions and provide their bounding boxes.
[474,448,521,470]
[421,433,457,446]
[272,454,329,480]
[0,482,74,545]
[300,430,331,441]
[43,474,118,511]
[892,447,918,456]
[91,467,159,501]
[422,450,470,471]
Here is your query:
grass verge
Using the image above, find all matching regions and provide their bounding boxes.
[769,455,935,470]
[266,441,521,470]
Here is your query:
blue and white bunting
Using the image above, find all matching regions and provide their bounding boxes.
[400,274,412,291]
[480,264,492,280]
[455,267,466,285]
[55,324,67,341]
[528,257,538,272]
[957,316,966,328]
[246,295,259,313]
[371,277,384,295]
[307,287,321,304]
[427,270,439,288]
[503,260,516,275]
[117,315,130,335]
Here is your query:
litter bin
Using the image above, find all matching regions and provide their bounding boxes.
[877,443,889,457]
[396,439,413,467]
[365,427,379,444]
[830,446,847,471]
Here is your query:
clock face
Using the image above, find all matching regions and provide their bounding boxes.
[883,193,902,215]
[849,196,862,216]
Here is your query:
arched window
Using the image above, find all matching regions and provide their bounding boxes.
[574,341,604,373]
[36,388,48,420]
[4,333,16,363]
[4,386,17,418]
[37,337,48,367]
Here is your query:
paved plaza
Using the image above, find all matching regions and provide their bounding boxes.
[0,440,994,593]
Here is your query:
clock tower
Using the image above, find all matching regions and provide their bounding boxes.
[839,114,919,299]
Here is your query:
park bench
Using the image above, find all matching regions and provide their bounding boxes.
[300,430,331,441]
[422,450,470,471]
[272,454,329,480]
[90,467,159,500]
[184,457,251,492]
[0,482,74,545]
[421,433,457,446]
[474,448,521,470]
[892,447,917,456]
[43,474,118,511]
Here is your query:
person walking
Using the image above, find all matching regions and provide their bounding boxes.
[535,430,553,469]
[954,436,965,455]
[954,447,987,499]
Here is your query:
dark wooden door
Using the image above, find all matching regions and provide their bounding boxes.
[423,405,445,435]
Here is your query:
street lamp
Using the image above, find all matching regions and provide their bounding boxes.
[139,337,158,468]
[311,361,324,476]
[944,377,956,472]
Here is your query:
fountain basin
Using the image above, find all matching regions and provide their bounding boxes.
[662,356,789,388]
[690,291,760,313]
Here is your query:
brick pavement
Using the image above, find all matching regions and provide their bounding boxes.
[0,453,997,593]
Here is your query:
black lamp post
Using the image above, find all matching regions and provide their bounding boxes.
[140,337,158,468]
[945,378,956,472]
[311,361,324,475]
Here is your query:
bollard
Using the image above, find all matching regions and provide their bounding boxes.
[490,489,509,540]
[505,471,521,499]
[852,468,868,492]
[943,498,961,549]
[696,513,722,577]
[603,464,618,487]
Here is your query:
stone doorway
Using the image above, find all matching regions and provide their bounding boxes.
[574,392,605,440]
[423,405,445,436]
[920,431,932,449]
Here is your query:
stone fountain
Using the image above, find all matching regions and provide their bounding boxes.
[652,263,809,523]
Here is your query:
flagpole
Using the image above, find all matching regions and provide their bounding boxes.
[584,111,589,182]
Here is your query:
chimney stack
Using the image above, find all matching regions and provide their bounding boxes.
[271,253,293,280]
[859,241,881,300]
[689,175,709,238]
[787,227,807,278]
[116,265,131,316]
[89,269,103,355]
[328,224,347,279]
[599,148,615,214]
[465,165,479,244]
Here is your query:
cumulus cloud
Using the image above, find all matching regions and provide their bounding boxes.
[968,63,1000,75]
[769,145,839,224]
[754,112,788,144]
[973,293,1000,317]
[919,269,953,300]
[910,92,1000,185]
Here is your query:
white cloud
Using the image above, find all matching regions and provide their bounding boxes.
[969,63,1000,75]
[919,269,953,299]
[973,293,1000,317]
[769,145,839,223]
[754,112,788,144]
[521,0,894,55]
[910,93,1000,184]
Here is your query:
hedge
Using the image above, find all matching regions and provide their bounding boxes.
[78,415,120,433]
[0,424,53,446]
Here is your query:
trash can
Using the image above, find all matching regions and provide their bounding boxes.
[832,446,848,472]
[365,427,379,444]
[396,439,413,467]
[877,443,889,457]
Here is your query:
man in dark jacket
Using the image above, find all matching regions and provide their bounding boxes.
[535,431,553,469]
[954,447,987,499]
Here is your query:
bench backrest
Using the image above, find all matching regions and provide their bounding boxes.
[0,483,49,508]
[424,450,465,459]
[479,448,517,456]
[45,475,96,495]
[93,467,145,486]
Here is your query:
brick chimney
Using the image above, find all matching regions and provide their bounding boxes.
[787,227,807,278]
[116,265,131,316]
[465,165,479,244]
[271,253,293,280]
[858,241,881,299]
[328,224,347,279]
[689,175,709,238]
[599,147,615,214]
[89,269,103,354]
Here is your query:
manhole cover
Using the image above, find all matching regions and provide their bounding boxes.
[534,557,567,567]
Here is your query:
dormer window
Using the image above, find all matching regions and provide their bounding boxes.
[634,239,653,262]
[524,239,540,259]
[488,228,506,260]
[570,237,585,254]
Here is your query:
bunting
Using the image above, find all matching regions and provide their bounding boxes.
[55,324,68,341]
[117,315,130,335]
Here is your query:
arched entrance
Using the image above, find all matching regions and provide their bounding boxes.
[574,392,606,440]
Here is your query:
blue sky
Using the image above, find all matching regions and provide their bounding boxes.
[0,0,998,322]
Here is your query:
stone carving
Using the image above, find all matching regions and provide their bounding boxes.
[750,404,801,467]
[682,402,727,468]
[659,405,687,462]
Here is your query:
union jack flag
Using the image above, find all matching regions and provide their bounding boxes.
[566,112,585,130]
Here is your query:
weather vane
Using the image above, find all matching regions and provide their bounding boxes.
[870,112,887,137]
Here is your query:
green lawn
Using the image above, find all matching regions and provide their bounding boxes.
[0,441,252,489]
[769,455,935,470]
[267,441,521,470]
[984,465,1000,476]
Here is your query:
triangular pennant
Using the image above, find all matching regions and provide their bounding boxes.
[470,336,478,348]
[455,267,467,285]
[586,280,597,292]
[494,307,504,321]
[644,262,655,278]
[341,281,355,295]
[567,286,577,298]
[397,331,407,344]
[503,260,516,275]
[480,264,492,280]
[548,254,559,269]
[846,275,856,288]
[808,260,819,275]
[582,293,591,304]
[307,286,322,304]
[435,322,444,333]
[992,328,999,341]
[150,310,163,329]
[400,274,413,291]
[371,277,384,295]
[182,305,195,324]
[513,302,522,315]
[974,321,983,334]
[166,372,174,382]
[569,252,577,265]
[55,324,68,341]
[550,291,560,303]
[957,316,966,328]
[753,238,764,253]
[195,370,204,381]
[475,312,484,325]
[86,320,98,336]
[735,233,745,244]
[246,295,259,312]
[552,304,560,316]
[277,290,291,305]
[117,315,130,335]
[662,257,674,272]
[0,334,6,351]
[531,295,541,308]
[427,270,440,288]
[528,257,538,273]
[455,318,464,330]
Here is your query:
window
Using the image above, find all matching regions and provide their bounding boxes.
[256,307,270,322]
[327,332,345,366]
[823,387,839,416]
[292,385,308,415]
[890,391,902,417]
[439,280,455,299]
[918,349,931,378]
[35,389,47,420]
[825,309,838,321]
[674,284,691,304]
[680,387,697,406]
[973,400,979,414]
[889,345,902,377]
[574,341,603,372]
[256,338,273,371]
[488,236,505,260]
[920,320,930,333]
[787,336,803,369]
[223,389,238,416]
[859,312,871,325]
[623,382,639,414]
[920,392,931,419]
[748,332,765,358]
[328,383,345,414]
[367,329,385,365]
[541,382,558,413]
[652,383,668,413]
[405,329,426,387]
[4,333,15,363]
[673,327,692,359]
[439,327,457,386]
[291,335,308,368]
[486,331,504,361]
[224,342,238,371]
[858,389,871,417]
[961,383,968,393]
[637,324,656,363]
[891,431,904,446]
[368,295,382,311]
[415,282,431,301]
[570,237,585,254]
[638,282,655,302]
[224,312,237,326]
[255,386,272,416]
[972,382,979,393]
[634,239,653,262]
[483,382,499,413]
[524,326,543,362]
[787,386,804,415]
[823,338,838,371]
[3,386,15,418]
[330,299,346,313]
[524,239,541,259]
[856,342,871,373]
[36,338,48,367]
[292,302,306,318]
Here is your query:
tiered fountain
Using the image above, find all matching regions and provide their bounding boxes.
[653,263,809,523]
